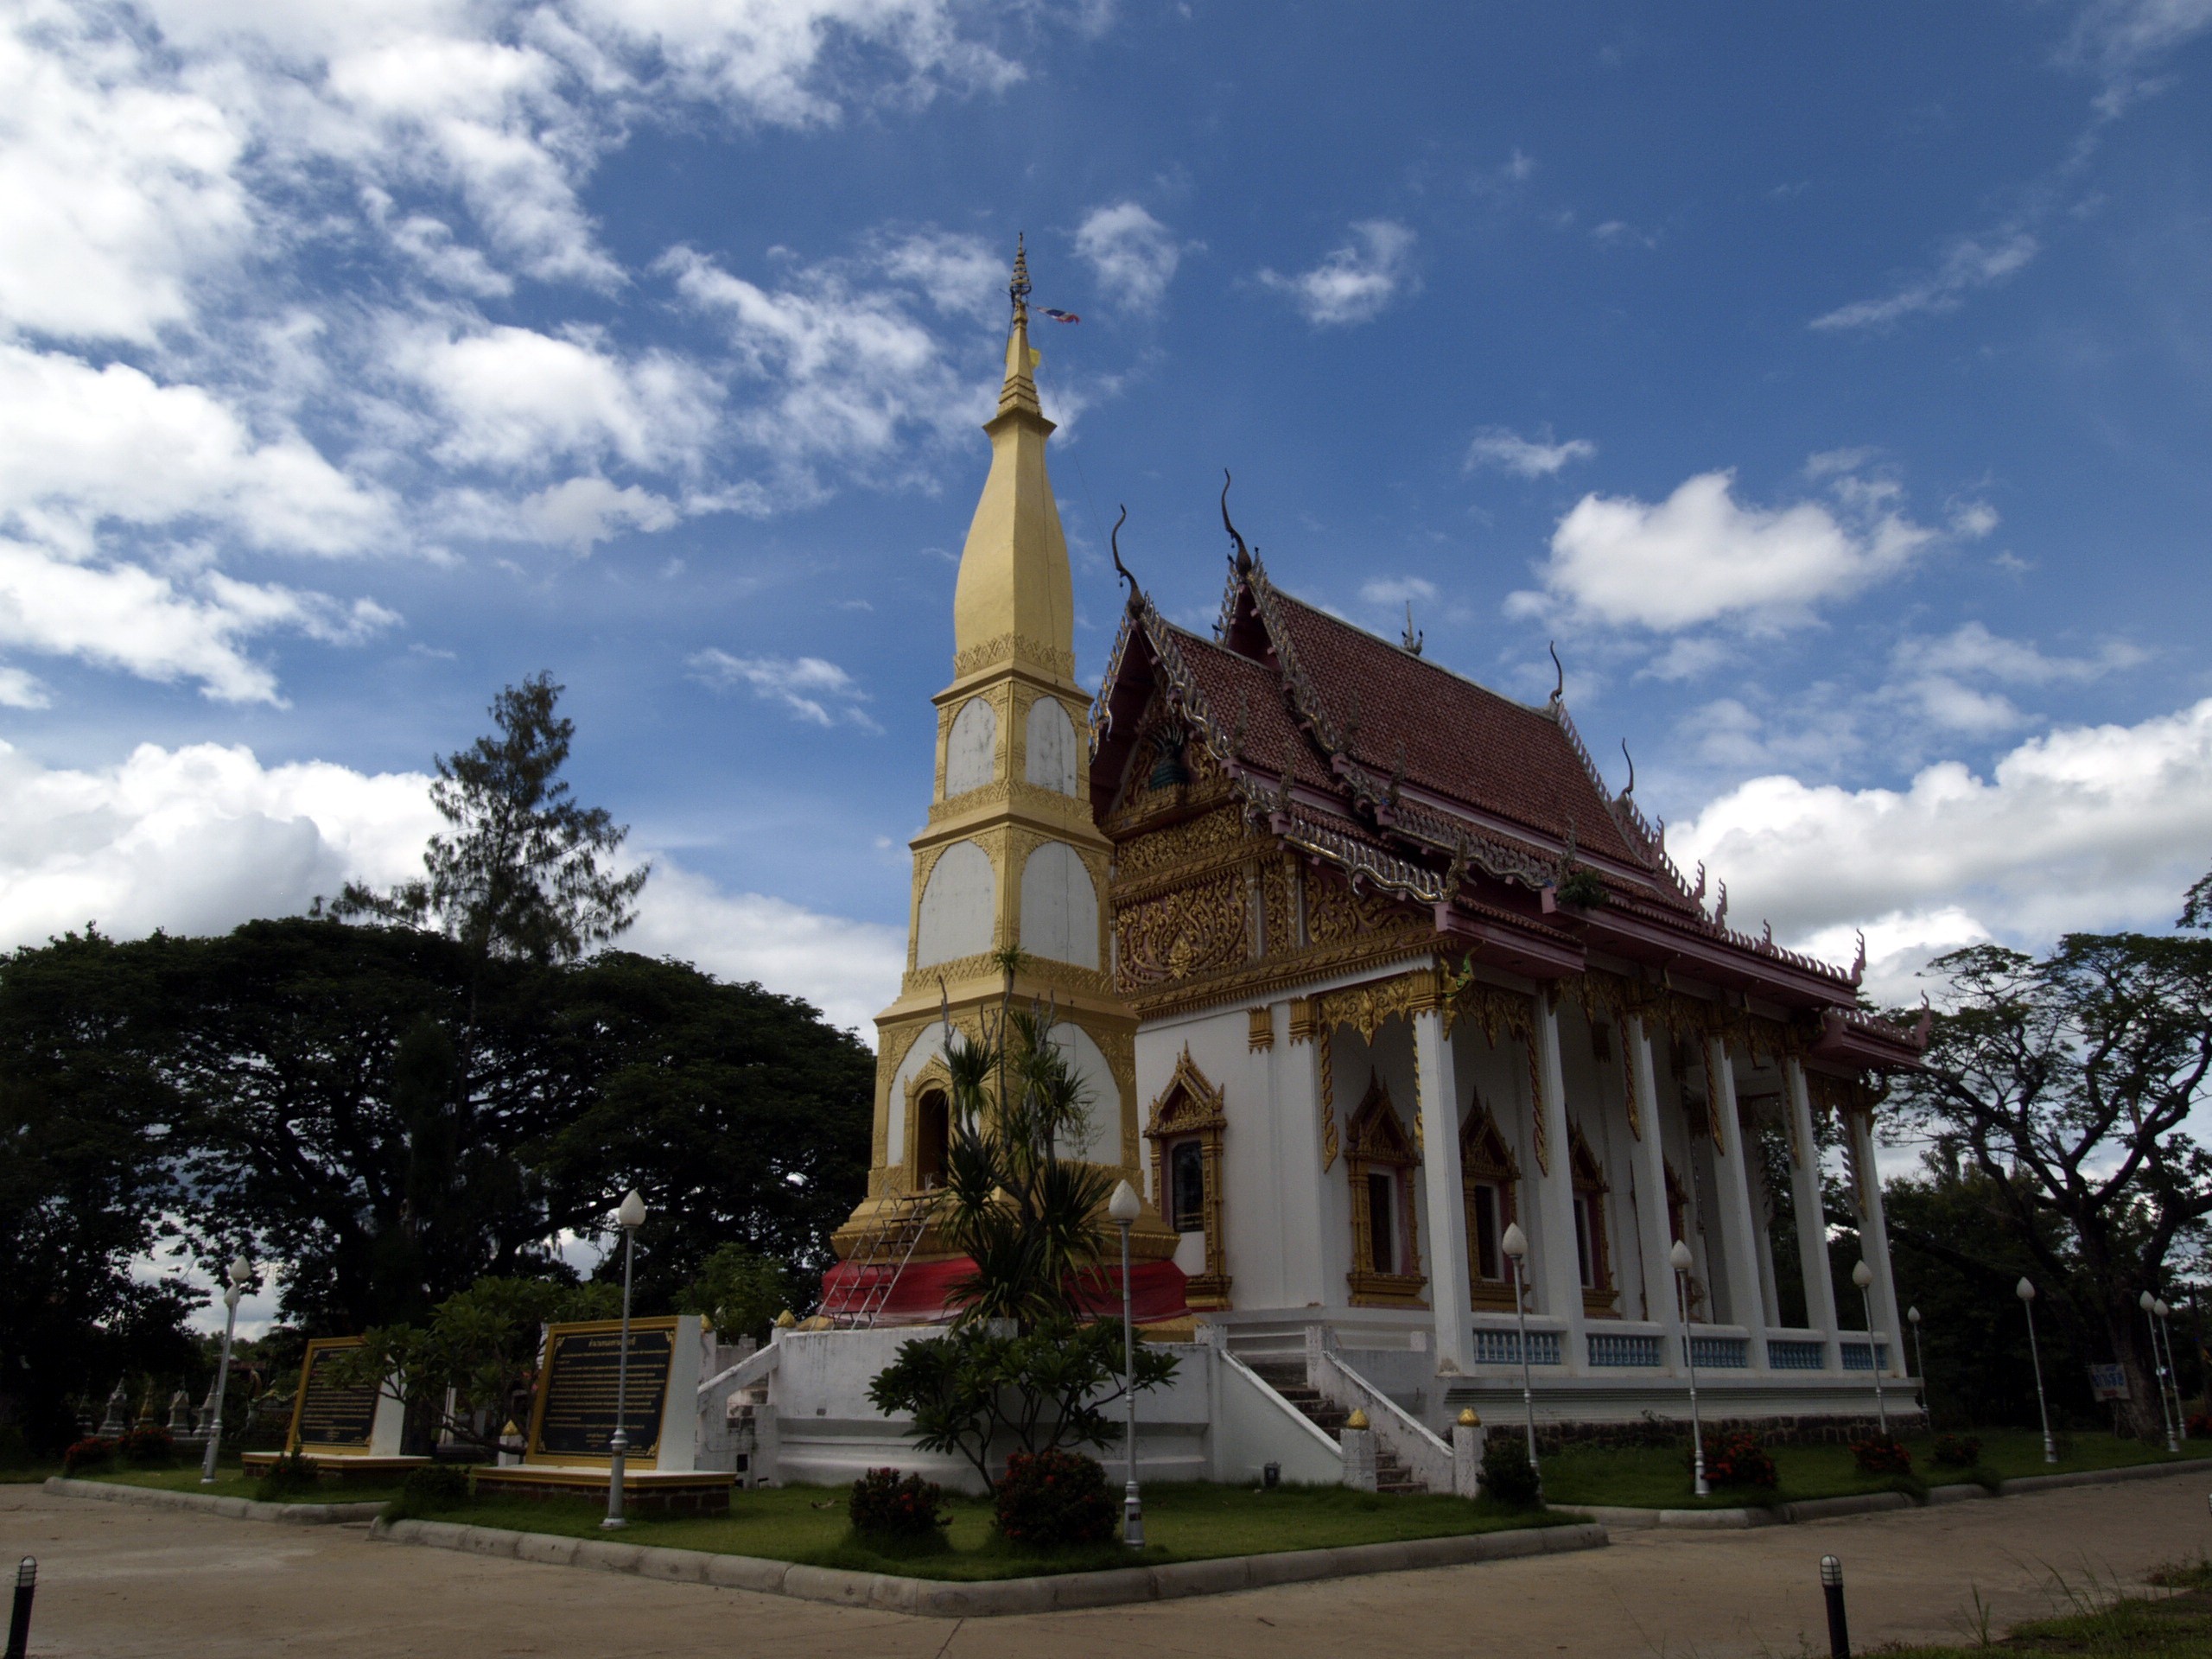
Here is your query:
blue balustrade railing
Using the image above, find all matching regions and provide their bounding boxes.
[1767,1338,1826,1371]
[1474,1328,1562,1366]
[1688,1335,1750,1369]
[1840,1341,1891,1371]
[1588,1332,1663,1369]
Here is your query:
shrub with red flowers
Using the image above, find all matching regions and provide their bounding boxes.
[1930,1433,1981,1468]
[993,1447,1116,1550]
[848,1468,948,1540]
[1851,1433,1913,1476]
[62,1437,116,1476]
[118,1425,175,1466]
[1692,1429,1777,1490]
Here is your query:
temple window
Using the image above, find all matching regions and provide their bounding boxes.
[1345,1074,1426,1307]
[1144,1049,1231,1310]
[1460,1095,1520,1313]
[1568,1123,1618,1317]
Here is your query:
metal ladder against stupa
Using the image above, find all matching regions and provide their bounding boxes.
[821,1192,934,1328]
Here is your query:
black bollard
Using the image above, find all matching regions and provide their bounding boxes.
[1820,1554,1850,1659]
[4,1557,34,1659]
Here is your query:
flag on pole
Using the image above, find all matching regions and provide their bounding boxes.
[1040,308,1081,323]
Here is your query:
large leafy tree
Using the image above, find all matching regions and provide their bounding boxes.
[1888,931,2212,1439]
[0,929,202,1452]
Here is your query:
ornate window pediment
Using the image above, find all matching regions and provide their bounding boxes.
[1345,1074,1425,1308]
[1569,1122,1619,1317]
[1461,1093,1520,1310]
[1143,1046,1230,1309]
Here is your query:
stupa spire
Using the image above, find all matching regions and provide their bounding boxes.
[952,235,1071,677]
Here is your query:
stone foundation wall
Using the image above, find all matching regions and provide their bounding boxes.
[1527,1409,1929,1453]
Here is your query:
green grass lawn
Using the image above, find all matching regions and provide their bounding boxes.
[1539,1428,2212,1511]
[0,1465,60,1484]
[79,1463,407,1504]
[1880,1561,2212,1656]
[398,1480,1574,1582]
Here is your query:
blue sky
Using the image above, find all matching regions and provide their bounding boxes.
[5,0,2212,1039]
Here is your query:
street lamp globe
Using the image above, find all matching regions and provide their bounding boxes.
[1852,1259,1874,1290]
[1108,1179,1142,1224]
[2142,1290,2158,1313]
[228,1256,254,1288]
[616,1189,646,1230]
[2156,1299,2171,1319]
[1501,1222,1529,1261]
[1669,1239,1694,1274]
[2016,1277,2036,1302]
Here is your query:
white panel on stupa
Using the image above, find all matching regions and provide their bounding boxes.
[1024,696,1080,796]
[916,841,995,966]
[944,696,997,797]
[884,1020,952,1168]
[1018,841,1098,968]
[1047,1023,1116,1162]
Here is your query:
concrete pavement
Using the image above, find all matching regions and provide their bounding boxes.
[5,1472,2205,1656]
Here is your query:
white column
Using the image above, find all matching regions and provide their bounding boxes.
[1414,1007,1474,1375]
[1274,1007,1332,1309]
[1783,1058,1842,1364]
[1847,1106,1904,1376]
[1626,1016,1678,1365]
[1532,995,1587,1370]
[1704,1039,1770,1363]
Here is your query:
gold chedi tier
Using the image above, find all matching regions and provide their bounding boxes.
[824,243,1181,1325]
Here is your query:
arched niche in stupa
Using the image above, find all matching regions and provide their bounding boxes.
[944,696,997,797]
[1024,696,1080,796]
[916,841,995,966]
[1019,841,1099,969]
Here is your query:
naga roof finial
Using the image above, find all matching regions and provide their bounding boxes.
[1547,641,1565,711]
[1619,739,1636,799]
[1850,928,1867,987]
[1109,504,1137,607]
[1221,468,1253,575]
[1009,232,1031,320]
[1402,601,1424,657]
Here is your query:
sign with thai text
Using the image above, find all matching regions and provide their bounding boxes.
[529,1320,676,1460]
[289,1338,378,1451]
[2088,1363,2130,1402]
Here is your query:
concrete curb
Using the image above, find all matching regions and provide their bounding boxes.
[367,1516,1608,1617]
[1566,1453,2209,1530]
[44,1476,386,1526]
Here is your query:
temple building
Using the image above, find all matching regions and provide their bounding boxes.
[821,247,1924,1433]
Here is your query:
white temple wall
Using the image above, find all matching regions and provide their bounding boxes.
[1133,1001,1272,1295]
[944,696,997,797]
[915,841,995,966]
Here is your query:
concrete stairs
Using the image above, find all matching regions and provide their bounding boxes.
[1248,1362,1426,1494]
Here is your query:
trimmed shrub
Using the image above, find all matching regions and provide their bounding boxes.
[994,1448,1116,1549]
[1694,1429,1778,1491]
[1850,1433,1913,1476]
[118,1425,175,1466]
[1479,1435,1542,1509]
[61,1437,116,1476]
[1930,1433,1982,1468]
[256,1449,320,1497]
[2190,1412,2212,1440]
[849,1468,948,1540]
[385,1463,472,1521]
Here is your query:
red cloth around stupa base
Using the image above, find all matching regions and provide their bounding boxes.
[818,1255,1190,1325]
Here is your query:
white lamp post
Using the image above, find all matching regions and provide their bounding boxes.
[2156,1298,2186,1446]
[2018,1277,2056,1465]
[2142,1291,2180,1453]
[200,1256,256,1484]
[1853,1260,1887,1437]
[602,1188,646,1531]
[1500,1222,1540,1495]
[1107,1179,1144,1548]
[1671,1239,1707,1497]
[1907,1306,1926,1418]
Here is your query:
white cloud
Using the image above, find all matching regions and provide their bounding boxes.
[392,321,721,473]
[1466,426,1597,478]
[1358,575,1436,607]
[0,733,902,1039]
[689,647,880,730]
[1258,220,1417,327]
[665,245,980,486]
[874,229,1001,320]
[0,539,397,703]
[1508,468,1940,632]
[0,666,50,709]
[1074,201,1180,312]
[623,861,901,1038]
[518,476,680,553]
[1811,230,2040,332]
[1670,697,2212,975]
[2067,0,2212,111]
[0,341,389,557]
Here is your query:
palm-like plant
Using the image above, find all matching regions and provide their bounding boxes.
[936,993,1113,1332]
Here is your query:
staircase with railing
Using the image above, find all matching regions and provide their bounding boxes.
[1246,1360,1426,1493]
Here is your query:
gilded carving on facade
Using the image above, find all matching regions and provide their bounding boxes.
[1247,1007,1274,1050]
[952,632,1076,681]
[1526,1039,1551,1177]
[901,951,1112,1001]
[1303,865,1421,945]
[1115,804,1247,884]
[1115,871,1247,988]
[1344,1073,1427,1308]
[1319,1027,1338,1170]
[1310,965,1447,1044]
